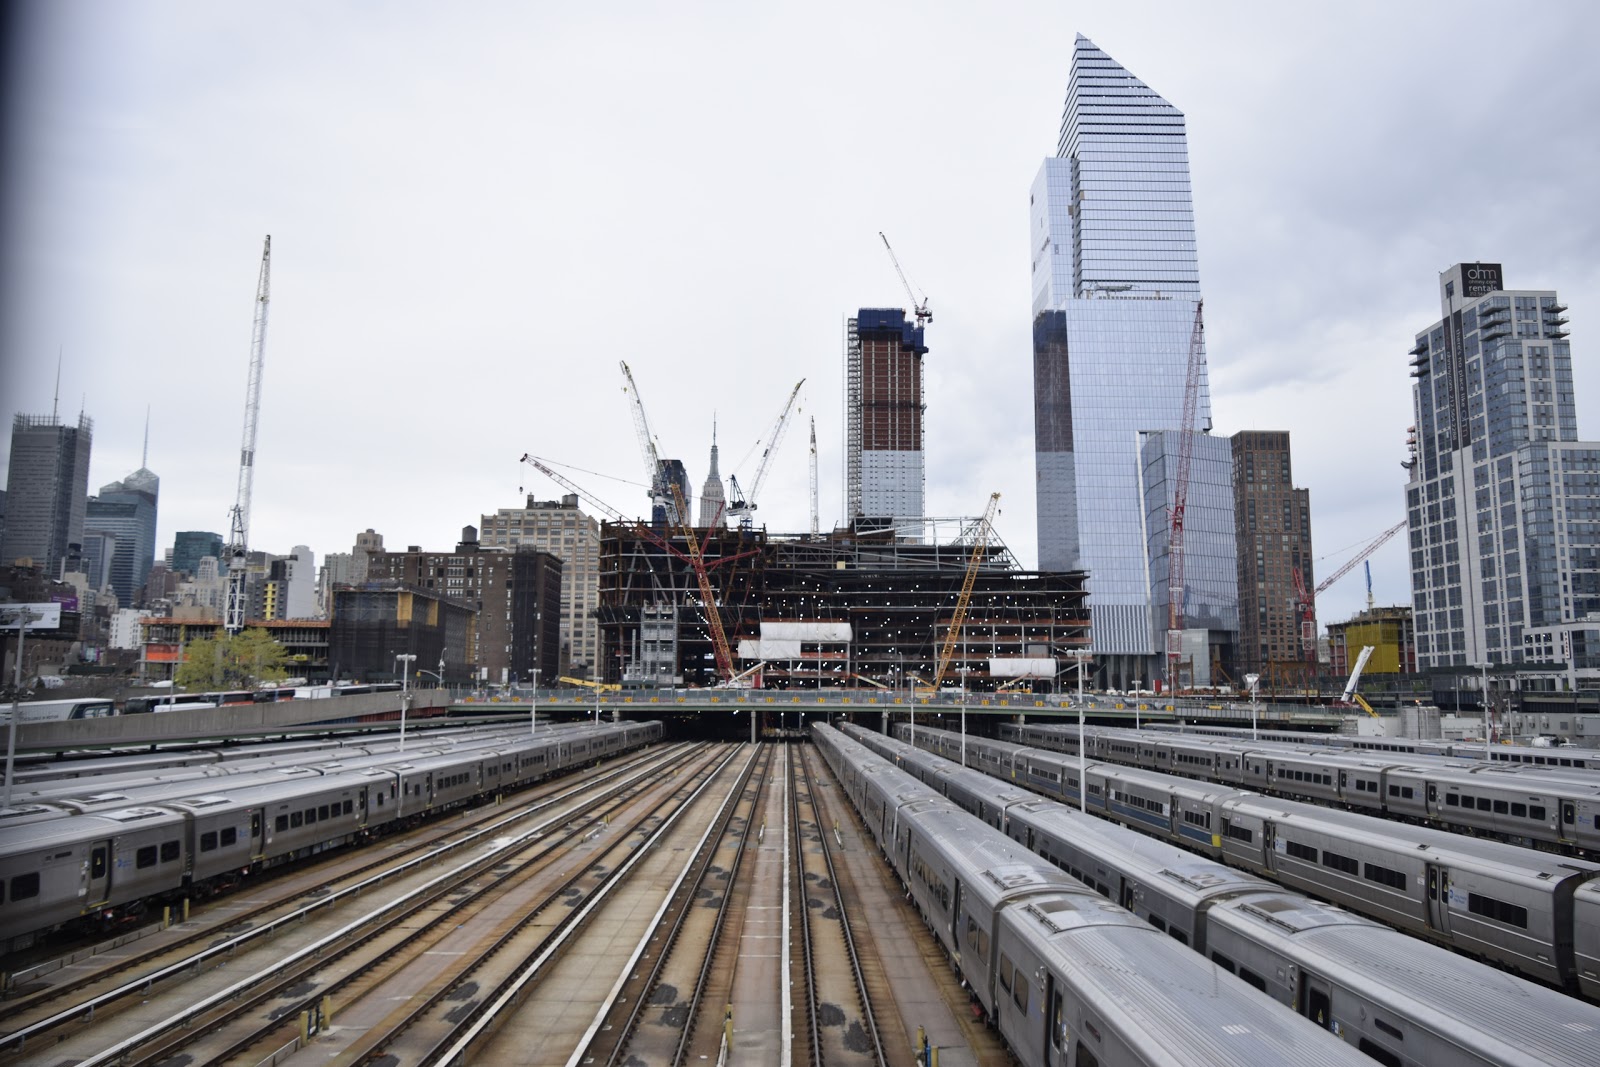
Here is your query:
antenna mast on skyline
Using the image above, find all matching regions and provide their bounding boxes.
[224,236,272,635]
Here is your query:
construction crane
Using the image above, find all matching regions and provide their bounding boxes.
[1291,518,1408,650]
[1316,520,1407,598]
[1340,645,1380,718]
[1165,301,1206,694]
[925,493,1000,692]
[519,455,751,684]
[224,236,271,635]
[671,482,736,681]
[879,231,931,329]
[726,378,805,529]
[808,416,819,538]
[618,360,674,525]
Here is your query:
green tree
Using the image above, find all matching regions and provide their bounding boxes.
[174,628,290,690]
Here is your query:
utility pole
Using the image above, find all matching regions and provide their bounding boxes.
[225,237,272,635]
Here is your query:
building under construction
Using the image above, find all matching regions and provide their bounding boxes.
[596,517,1089,690]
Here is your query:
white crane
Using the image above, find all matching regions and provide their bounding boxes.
[224,236,271,635]
[726,378,804,529]
[618,360,675,524]
[808,416,819,538]
[879,231,930,328]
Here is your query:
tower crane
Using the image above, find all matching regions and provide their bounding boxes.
[618,360,674,525]
[1291,518,1407,653]
[879,232,931,329]
[519,455,753,684]
[224,236,271,635]
[1165,301,1206,694]
[808,416,819,538]
[726,378,805,529]
[924,492,1000,692]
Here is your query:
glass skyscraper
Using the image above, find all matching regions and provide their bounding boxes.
[1031,35,1215,686]
[1406,262,1596,673]
[1,412,93,577]
[87,466,159,607]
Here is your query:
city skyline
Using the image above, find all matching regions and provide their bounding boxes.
[2,5,1597,634]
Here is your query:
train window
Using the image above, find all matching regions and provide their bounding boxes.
[1013,969,1030,1012]
[1321,851,1358,876]
[1388,784,1399,797]
[1051,990,1065,1052]
[290,812,303,829]
[1149,915,1168,932]
[1225,823,1253,844]
[1211,952,1236,973]
[305,808,317,825]
[343,800,354,815]
[161,841,180,863]
[1075,1046,1100,1067]
[1530,806,1546,822]
[1399,787,1415,800]
[319,805,330,820]
[998,954,1013,993]
[252,813,261,837]
[1374,1018,1404,1040]
[1477,798,1491,811]
[92,847,106,878]
[1364,863,1407,890]
[275,815,289,832]
[1512,802,1527,818]
[1493,800,1509,815]
[1238,967,1268,992]
[1286,841,1318,863]
[0,881,5,903]
[1357,1039,1404,1067]
[1467,892,1529,929]
[136,846,157,869]
[1445,794,1460,806]
[10,872,39,900]
[221,827,238,846]
[201,832,218,853]
[1169,928,1189,946]
[1563,804,1575,825]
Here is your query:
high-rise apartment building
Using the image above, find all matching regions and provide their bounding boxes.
[1405,262,1594,669]
[845,308,926,525]
[86,466,159,607]
[1231,431,1315,675]
[1,412,93,576]
[480,495,601,677]
[1030,36,1214,687]
[698,425,726,528]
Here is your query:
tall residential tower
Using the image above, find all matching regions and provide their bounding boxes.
[845,308,926,527]
[1405,263,1595,671]
[1,412,93,577]
[1030,35,1214,687]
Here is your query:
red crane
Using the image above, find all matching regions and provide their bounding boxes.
[1292,519,1408,657]
[1166,301,1206,694]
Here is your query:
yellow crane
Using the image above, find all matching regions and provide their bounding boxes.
[923,493,1000,692]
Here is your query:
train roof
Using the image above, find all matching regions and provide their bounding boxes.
[905,807,1084,904]
[0,806,187,855]
[1210,893,1600,1067]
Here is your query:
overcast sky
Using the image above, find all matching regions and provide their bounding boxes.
[3,2,1598,633]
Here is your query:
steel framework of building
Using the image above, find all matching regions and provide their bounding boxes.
[596,519,1089,690]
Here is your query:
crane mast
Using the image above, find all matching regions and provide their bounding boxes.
[926,493,1000,692]
[1165,301,1205,694]
[224,236,271,635]
[808,416,819,538]
[618,360,672,524]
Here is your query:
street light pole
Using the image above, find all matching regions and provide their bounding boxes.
[1245,673,1261,742]
[1479,661,1491,758]
[530,668,540,736]
[395,653,416,752]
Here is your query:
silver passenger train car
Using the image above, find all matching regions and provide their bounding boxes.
[813,723,1373,1067]
[856,723,1600,1066]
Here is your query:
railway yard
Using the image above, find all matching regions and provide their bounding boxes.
[1,715,1599,1066]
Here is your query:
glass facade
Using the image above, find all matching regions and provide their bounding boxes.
[1031,36,1215,674]
[1406,264,1595,669]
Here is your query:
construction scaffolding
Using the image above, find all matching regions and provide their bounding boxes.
[596,519,1089,690]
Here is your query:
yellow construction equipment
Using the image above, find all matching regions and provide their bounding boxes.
[558,675,620,692]
[923,493,1000,692]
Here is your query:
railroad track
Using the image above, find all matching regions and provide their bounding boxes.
[791,740,886,1067]
[0,742,710,1067]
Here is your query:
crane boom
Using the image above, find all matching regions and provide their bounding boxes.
[618,360,671,522]
[879,231,931,328]
[1315,520,1407,597]
[728,378,805,527]
[224,236,271,635]
[1165,301,1205,692]
[926,493,1000,692]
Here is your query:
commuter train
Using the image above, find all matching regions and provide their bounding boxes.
[811,723,1375,1067]
[1000,721,1600,857]
[0,720,662,952]
[840,722,1600,1067]
[1145,721,1600,770]
[876,722,1600,999]
[1,697,118,723]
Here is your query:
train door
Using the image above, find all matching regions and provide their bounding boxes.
[1426,864,1451,934]
[951,880,965,962]
[1562,801,1577,845]
[1045,971,1066,1065]
[1301,974,1334,1030]
[86,841,111,904]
